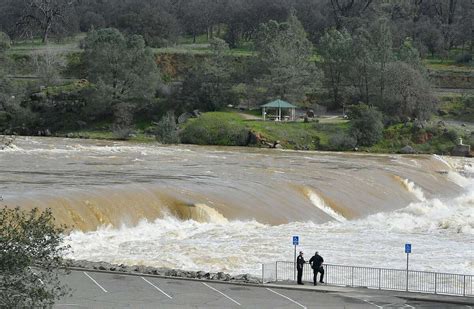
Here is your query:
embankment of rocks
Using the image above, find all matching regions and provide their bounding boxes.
[68,260,261,284]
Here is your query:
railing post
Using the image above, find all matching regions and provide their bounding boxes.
[378,268,381,290]
[463,275,466,297]
[262,263,264,284]
[351,267,354,287]
[434,273,437,294]
[275,262,278,281]
[406,269,409,292]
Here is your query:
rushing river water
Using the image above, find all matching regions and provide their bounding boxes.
[1,137,473,275]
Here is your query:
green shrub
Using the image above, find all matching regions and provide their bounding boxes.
[349,104,384,146]
[443,129,459,142]
[462,95,474,109]
[180,112,249,146]
[329,133,357,150]
[155,111,180,144]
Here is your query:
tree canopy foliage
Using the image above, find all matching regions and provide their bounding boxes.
[0,207,70,307]
[255,13,318,103]
[83,28,160,115]
[0,0,470,54]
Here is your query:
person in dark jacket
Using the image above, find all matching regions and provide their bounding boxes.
[309,251,324,285]
[296,251,305,285]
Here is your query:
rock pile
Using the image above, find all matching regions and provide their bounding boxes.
[68,260,261,284]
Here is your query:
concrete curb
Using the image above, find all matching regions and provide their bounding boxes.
[397,295,474,306]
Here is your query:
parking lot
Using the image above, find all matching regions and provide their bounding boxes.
[56,270,473,308]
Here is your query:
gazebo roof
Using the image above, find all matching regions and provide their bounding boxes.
[261,99,297,109]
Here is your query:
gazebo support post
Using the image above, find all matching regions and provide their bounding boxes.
[278,107,281,121]
[263,107,266,121]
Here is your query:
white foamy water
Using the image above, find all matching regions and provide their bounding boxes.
[66,173,474,276]
[305,189,347,222]
[3,137,473,276]
[402,178,426,201]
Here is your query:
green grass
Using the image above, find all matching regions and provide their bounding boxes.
[7,34,84,56]
[366,122,469,154]
[153,44,254,57]
[437,93,474,122]
[178,111,350,150]
[180,112,249,146]
[58,130,155,143]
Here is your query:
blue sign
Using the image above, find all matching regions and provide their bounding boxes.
[293,236,299,246]
[405,243,412,254]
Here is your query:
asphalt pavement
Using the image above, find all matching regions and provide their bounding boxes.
[55,270,474,308]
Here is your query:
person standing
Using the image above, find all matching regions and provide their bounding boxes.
[309,251,325,286]
[296,251,305,285]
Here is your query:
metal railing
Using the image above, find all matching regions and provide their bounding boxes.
[261,261,474,297]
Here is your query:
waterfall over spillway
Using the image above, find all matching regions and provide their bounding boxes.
[1,137,472,275]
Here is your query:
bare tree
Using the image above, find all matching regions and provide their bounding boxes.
[32,47,65,85]
[330,0,373,28]
[17,0,76,43]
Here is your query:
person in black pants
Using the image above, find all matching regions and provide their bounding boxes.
[309,251,324,285]
[296,251,305,285]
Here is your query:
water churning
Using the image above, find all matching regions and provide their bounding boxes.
[1,137,472,275]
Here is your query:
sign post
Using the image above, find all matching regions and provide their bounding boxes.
[293,236,299,281]
[405,243,411,291]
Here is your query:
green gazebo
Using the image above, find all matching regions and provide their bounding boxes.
[261,99,297,121]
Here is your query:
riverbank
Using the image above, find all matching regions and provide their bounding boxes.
[31,110,471,156]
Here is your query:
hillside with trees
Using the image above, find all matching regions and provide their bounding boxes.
[0,0,472,153]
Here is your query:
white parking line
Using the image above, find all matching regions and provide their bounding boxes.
[266,288,307,309]
[362,299,383,308]
[83,272,108,293]
[202,282,241,306]
[141,277,173,299]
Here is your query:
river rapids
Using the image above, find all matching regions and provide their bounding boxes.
[1,137,472,275]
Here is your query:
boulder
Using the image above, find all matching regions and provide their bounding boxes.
[192,109,201,117]
[196,271,207,279]
[178,112,193,124]
[247,131,263,145]
[400,145,416,154]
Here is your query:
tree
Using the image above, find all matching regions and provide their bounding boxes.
[0,207,70,307]
[349,104,383,146]
[414,17,444,57]
[370,18,393,106]
[179,38,235,111]
[329,0,374,29]
[0,32,11,52]
[114,3,179,47]
[319,28,353,111]
[83,28,160,117]
[202,38,233,108]
[154,111,180,144]
[16,0,77,43]
[32,48,65,86]
[349,28,375,105]
[399,37,423,72]
[385,61,436,121]
[255,13,317,104]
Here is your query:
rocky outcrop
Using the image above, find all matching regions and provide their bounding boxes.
[67,260,261,284]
